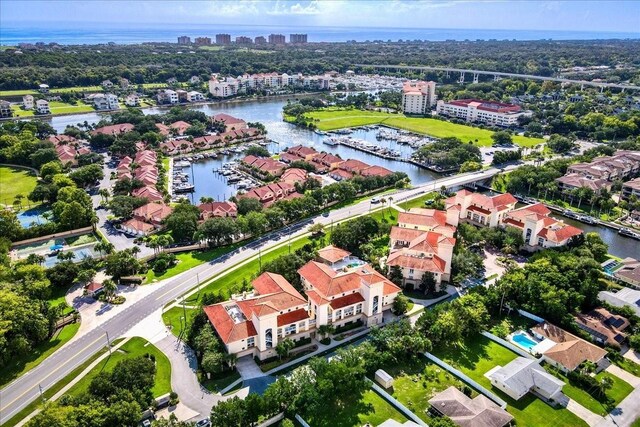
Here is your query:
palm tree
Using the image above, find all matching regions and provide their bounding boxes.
[57,251,76,261]
[130,246,141,258]
[225,353,238,371]
[13,194,24,211]
[200,196,214,204]
[317,324,335,340]
[102,279,117,302]
[98,188,110,203]
[95,241,114,256]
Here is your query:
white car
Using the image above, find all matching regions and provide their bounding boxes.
[370,197,381,204]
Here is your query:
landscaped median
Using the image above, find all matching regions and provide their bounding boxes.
[293,108,543,148]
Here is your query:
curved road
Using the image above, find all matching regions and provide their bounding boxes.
[0,167,503,423]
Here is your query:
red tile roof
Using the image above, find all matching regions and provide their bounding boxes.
[361,165,393,177]
[330,293,365,310]
[204,304,258,344]
[277,308,310,327]
[317,245,351,263]
[91,123,135,136]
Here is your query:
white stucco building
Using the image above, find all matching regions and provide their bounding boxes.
[436,98,530,127]
[401,81,436,115]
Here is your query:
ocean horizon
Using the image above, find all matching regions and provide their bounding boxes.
[2,23,639,45]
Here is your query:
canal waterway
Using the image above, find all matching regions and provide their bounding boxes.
[43,98,636,258]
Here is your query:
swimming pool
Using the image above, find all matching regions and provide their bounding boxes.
[512,332,538,350]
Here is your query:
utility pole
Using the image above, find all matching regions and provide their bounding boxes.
[105,330,111,355]
[258,248,262,270]
[39,384,45,403]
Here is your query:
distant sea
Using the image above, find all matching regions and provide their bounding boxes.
[1,23,639,45]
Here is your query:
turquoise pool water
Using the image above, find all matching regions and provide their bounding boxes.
[512,332,538,350]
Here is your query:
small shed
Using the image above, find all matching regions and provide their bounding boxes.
[375,369,394,389]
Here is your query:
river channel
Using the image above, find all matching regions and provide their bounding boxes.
[42,98,638,259]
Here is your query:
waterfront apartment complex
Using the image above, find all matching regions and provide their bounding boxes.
[556,151,640,194]
[204,246,400,360]
[401,81,436,115]
[290,33,308,43]
[194,37,211,45]
[215,34,231,45]
[177,35,191,45]
[268,34,286,44]
[209,72,331,97]
[436,98,530,127]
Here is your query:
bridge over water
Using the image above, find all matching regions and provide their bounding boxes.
[355,64,640,92]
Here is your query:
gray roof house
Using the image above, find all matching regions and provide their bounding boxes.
[378,421,421,427]
[428,386,513,427]
[485,357,564,401]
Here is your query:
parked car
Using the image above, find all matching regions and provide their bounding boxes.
[196,419,211,427]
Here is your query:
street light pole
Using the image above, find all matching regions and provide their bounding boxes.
[105,330,111,355]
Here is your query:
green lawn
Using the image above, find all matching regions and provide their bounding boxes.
[0,89,38,96]
[202,370,241,393]
[305,389,408,427]
[48,101,95,114]
[10,105,35,117]
[162,306,198,338]
[632,417,640,427]
[546,368,632,415]
[145,242,243,283]
[0,165,38,206]
[302,109,543,148]
[615,358,640,377]
[0,86,104,97]
[431,335,586,427]
[384,358,472,422]
[66,337,172,398]
[397,192,438,210]
[0,322,80,388]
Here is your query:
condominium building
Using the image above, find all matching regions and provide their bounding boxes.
[235,36,252,45]
[557,151,640,193]
[268,34,286,44]
[194,37,211,45]
[290,34,308,43]
[445,189,518,227]
[622,177,640,201]
[254,36,267,45]
[502,203,583,249]
[177,36,191,45]
[401,81,436,115]
[436,98,530,127]
[35,99,50,114]
[208,77,238,98]
[215,34,231,45]
[386,208,457,286]
[204,246,402,360]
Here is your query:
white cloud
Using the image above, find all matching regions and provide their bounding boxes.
[266,1,321,15]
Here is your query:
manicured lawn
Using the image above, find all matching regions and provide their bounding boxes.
[202,370,241,393]
[145,242,243,283]
[10,105,35,117]
[383,358,473,422]
[546,368,632,415]
[162,306,198,338]
[397,192,438,210]
[615,357,640,377]
[48,101,95,114]
[0,322,80,388]
[66,337,172,398]
[0,165,38,206]
[597,370,634,406]
[632,417,640,427]
[0,89,38,96]
[305,389,408,427]
[431,335,586,427]
[302,109,544,148]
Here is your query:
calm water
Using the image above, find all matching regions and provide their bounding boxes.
[43,98,636,258]
[3,24,638,45]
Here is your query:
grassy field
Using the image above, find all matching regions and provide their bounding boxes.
[0,322,80,388]
[615,357,640,377]
[0,165,38,205]
[431,335,587,427]
[66,337,171,398]
[302,109,543,148]
[203,370,241,393]
[305,389,408,427]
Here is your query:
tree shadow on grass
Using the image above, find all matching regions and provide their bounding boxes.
[307,398,375,427]
[432,336,491,372]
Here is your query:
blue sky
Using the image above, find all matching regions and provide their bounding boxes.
[1,0,639,33]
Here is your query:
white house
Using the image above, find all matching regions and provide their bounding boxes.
[189,75,201,84]
[23,95,34,110]
[35,99,50,114]
[157,89,179,104]
[89,93,119,110]
[209,77,238,98]
[445,190,518,228]
[38,84,49,93]
[125,94,140,107]
[186,91,205,102]
[486,357,564,401]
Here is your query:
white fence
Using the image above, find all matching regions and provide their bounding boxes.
[481,331,535,359]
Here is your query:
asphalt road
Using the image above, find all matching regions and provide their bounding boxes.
[0,167,503,423]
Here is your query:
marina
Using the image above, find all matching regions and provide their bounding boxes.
[42,97,637,257]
